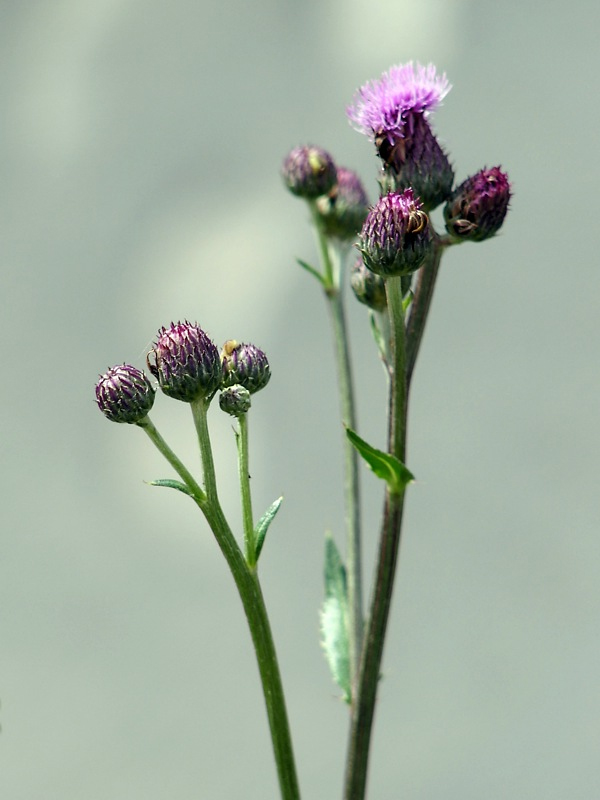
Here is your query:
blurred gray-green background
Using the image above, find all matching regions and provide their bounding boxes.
[2,1,599,798]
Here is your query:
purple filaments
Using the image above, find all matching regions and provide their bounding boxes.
[347,62,451,145]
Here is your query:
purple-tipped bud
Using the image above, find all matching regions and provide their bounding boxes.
[219,384,252,417]
[281,145,337,199]
[95,364,155,424]
[147,321,221,403]
[221,340,271,394]
[444,166,511,242]
[350,256,387,311]
[315,167,369,240]
[358,189,432,277]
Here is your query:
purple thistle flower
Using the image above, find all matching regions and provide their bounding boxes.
[358,189,432,277]
[147,321,222,403]
[348,62,454,210]
[347,62,450,146]
[95,364,155,424]
[315,167,369,241]
[221,340,271,394]
[281,145,337,199]
[444,166,511,242]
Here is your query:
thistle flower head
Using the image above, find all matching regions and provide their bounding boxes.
[348,63,453,209]
[347,62,450,146]
[281,145,337,199]
[219,384,252,417]
[315,167,369,240]
[147,321,221,403]
[358,189,432,277]
[444,166,511,242]
[350,256,387,311]
[95,364,155,424]
[221,340,271,394]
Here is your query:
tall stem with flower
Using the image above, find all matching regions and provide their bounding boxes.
[95,60,510,800]
[284,62,510,799]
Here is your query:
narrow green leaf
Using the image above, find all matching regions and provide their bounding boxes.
[402,288,414,313]
[147,478,194,497]
[369,310,387,359]
[254,496,283,560]
[319,533,351,703]
[296,258,326,287]
[346,427,414,494]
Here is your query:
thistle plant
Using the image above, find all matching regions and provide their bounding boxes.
[95,61,510,800]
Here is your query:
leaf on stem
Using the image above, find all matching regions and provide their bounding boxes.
[320,533,351,703]
[346,427,414,495]
[146,478,194,497]
[296,258,326,287]
[369,310,388,366]
[254,496,283,560]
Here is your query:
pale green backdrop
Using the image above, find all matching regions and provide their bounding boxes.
[1,1,599,798]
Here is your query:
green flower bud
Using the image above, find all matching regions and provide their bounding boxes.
[219,384,252,417]
[350,256,387,311]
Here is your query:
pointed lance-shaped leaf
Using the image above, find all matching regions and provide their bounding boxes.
[254,496,283,560]
[146,478,195,497]
[319,533,351,703]
[346,427,414,495]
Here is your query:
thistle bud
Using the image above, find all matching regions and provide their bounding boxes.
[315,167,369,240]
[350,256,387,311]
[219,384,252,417]
[221,340,271,394]
[147,321,221,403]
[95,364,155,424]
[281,145,337,199]
[358,189,432,277]
[444,166,511,242]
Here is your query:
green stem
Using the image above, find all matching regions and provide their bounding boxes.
[201,501,301,800]
[137,416,206,505]
[343,275,408,800]
[141,409,300,800]
[326,281,364,689]
[190,397,219,502]
[237,412,256,565]
[307,202,364,696]
[405,234,449,387]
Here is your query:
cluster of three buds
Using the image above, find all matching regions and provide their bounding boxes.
[95,322,270,425]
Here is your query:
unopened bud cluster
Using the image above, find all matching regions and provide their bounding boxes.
[282,147,369,241]
[96,322,271,424]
